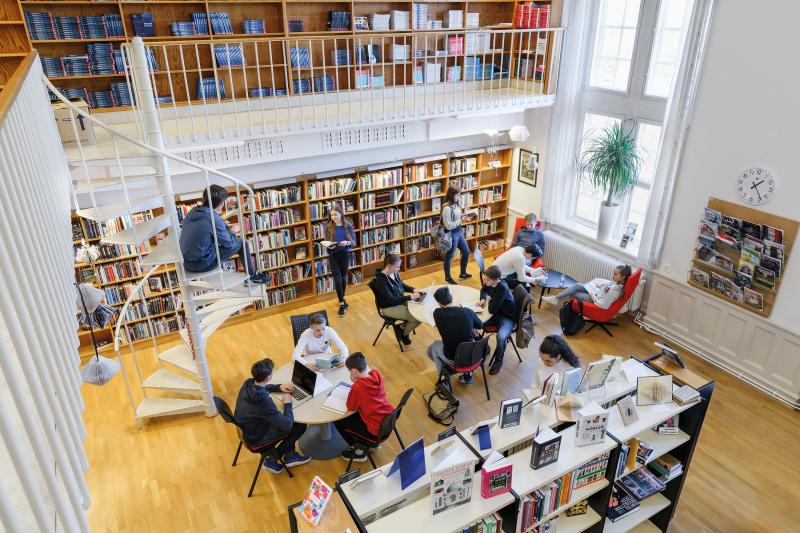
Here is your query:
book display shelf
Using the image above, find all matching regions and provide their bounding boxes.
[73,146,512,353]
[329,358,713,533]
[14,0,559,110]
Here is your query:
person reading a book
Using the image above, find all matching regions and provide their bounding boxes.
[541,264,632,310]
[373,253,422,345]
[441,186,472,285]
[531,335,582,393]
[325,204,357,317]
[333,352,394,463]
[493,243,546,289]
[179,184,269,283]
[427,287,483,384]
[234,358,311,474]
[292,313,348,370]
[511,213,546,254]
[478,265,516,375]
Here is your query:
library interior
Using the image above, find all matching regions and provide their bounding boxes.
[1,0,799,532]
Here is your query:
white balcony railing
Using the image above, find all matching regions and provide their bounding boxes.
[121,28,564,147]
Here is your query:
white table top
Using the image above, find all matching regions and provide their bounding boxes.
[269,361,352,425]
[407,284,485,326]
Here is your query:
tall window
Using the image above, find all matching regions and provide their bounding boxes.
[567,0,694,251]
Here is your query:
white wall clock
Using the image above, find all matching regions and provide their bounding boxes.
[737,167,775,205]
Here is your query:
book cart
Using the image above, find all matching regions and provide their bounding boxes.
[313,357,713,532]
[73,146,513,354]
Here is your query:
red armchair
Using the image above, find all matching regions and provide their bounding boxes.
[571,268,643,337]
[512,217,544,269]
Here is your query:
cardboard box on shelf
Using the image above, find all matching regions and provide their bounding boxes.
[53,99,96,145]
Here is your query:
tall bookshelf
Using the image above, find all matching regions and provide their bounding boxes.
[17,0,560,110]
[73,146,512,353]
[0,0,29,90]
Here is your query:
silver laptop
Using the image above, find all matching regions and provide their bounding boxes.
[275,361,318,407]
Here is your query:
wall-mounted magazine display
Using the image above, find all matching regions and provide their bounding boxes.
[688,197,797,317]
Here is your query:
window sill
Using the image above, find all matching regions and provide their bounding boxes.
[550,219,639,260]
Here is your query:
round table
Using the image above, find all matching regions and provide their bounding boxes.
[269,360,354,460]
[407,284,486,326]
[537,269,578,308]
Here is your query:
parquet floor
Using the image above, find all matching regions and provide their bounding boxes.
[81,264,800,532]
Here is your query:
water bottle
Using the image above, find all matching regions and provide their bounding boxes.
[560,274,565,288]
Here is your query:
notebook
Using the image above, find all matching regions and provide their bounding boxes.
[322,382,351,414]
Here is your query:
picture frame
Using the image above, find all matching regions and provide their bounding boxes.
[518,149,539,187]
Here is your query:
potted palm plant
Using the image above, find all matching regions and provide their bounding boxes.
[578,122,642,242]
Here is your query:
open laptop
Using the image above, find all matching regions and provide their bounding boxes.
[409,282,435,304]
[276,361,319,407]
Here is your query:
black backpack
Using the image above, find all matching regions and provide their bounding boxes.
[559,299,585,336]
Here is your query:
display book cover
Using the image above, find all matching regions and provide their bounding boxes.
[606,482,640,522]
[387,437,426,490]
[618,466,667,501]
[574,401,609,447]
[430,445,477,515]
[530,426,561,470]
[481,450,512,498]
[498,397,523,429]
[299,476,333,526]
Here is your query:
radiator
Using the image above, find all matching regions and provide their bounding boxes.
[540,230,646,312]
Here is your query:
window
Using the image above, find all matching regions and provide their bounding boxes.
[588,0,642,92]
[645,0,693,97]
[623,122,663,244]
[573,113,622,225]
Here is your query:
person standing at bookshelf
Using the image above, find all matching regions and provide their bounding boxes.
[179,184,269,283]
[325,204,357,317]
[531,335,582,392]
[441,186,472,285]
[373,253,422,345]
[478,265,516,375]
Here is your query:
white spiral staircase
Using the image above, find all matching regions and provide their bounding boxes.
[52,43,268,423]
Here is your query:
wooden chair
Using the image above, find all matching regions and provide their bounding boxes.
[289,309,329,345]
[367,279,405,352]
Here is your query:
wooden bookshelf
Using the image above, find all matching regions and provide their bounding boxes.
[14,0,561,109]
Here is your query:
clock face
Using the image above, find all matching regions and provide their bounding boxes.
[737,167,775,205]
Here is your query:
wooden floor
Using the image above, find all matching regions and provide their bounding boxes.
[81,264,800,533]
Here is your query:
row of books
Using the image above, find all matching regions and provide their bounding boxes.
[310,222,327,240]
[307,178,357,200]
[350,270,363,285]
[480,185,505,203]
[406,217,433,236]
[407,182,442,201]
[359,190,403,210]
[478,221,499,237]
[267,264,311,288]
[314,258,331,277]
[259,249,291,270]
[94,259,141,285]
[247,230,295,251]
[247,186,303,210]
[450,156,479,175]
[246,208,304,231]
[450,175,478,190]
[361,242,401,264]
[514,3,551,29]
[406,235,433,253]
[327,11,350,32]
[196,77,227,100]
[309,200,355,221]
[360,207,402,228]
[248,87,288,97]
[25,12,124,40]
[459,512,502,533]
[358,169,402,190]
[355,70,384,89]
[209,12,233,35]
[315,275,335,294]
[478,237,505,251]
[243,19,266,35]
[104,212,153,236]
[263,285,298,307]
[124,315,182,341]
[213,45,245,67]
[361,225,402,246]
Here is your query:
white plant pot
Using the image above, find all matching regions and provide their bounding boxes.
[597,203,621,243]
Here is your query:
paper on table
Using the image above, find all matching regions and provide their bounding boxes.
[322,382,351,414]
[460,303,484,313]
[319,240,337,248]
[622,359,653,383]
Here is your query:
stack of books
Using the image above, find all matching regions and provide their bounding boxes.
[391,44,409,62]
[448,35,463,55]
[514,3,550,29]
[155,95,173,104]
[87,43,115,74]
[243,19,265,34]
[210,12,233,35]
[25,12,56,40]
[466,12,480,29]
[288,19,305,33]
[79,16,107,39]
[464,56,482,81]
[104,14,124,37]
[289,47,311,68]
[130,13,155,37]
[446,65,462,82]
[192,13,209,35]
[330,49,350,66]
[429,20,442,29]
[390,10,409,30]
[111,83,133,107]
[53,16,81,40]
[465,32,491,54]
[327,11,350,31]
[213,45,245,67]
[355,44,380,64]
[292,78,312,94]
[369,13,390,31]
[63,55,91,77]
[412,3,428,30]
[273,88,287,96]
[649,454,683,482]
[249,87,272,97]
[196,77,226,100]
[41,57,65,78]
[312,75,335,92]
[89,89,114,109]
[51,87,90,103]
[354,69,370,89]
[673,385,700,405]
[424,61,441,84]
[171,21,197,37]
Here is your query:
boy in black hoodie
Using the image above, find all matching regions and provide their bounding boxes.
[372,253,422,345]
[234,358,311,473]
[478,265,516,375]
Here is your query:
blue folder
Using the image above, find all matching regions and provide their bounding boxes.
[387,437,425,490]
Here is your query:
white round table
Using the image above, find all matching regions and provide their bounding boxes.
[407,284,486,326]
[269,360,353,459]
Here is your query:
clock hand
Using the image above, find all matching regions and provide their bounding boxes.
[750,180,764,189]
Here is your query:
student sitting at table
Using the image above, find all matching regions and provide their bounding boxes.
[493,243,546,289]
[478,265,516,375]
[427,287,483,385]
[373,253,422,345]
[541,264,632,310]
[333,352,395,463]
[234,358,311,474]
[292,313,348,370]
[531,335,582,393]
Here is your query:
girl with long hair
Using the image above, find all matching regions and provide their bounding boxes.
[532,335,582,392]
[541,264,633,310]
[325,203,357,316]
[440,186,472,284]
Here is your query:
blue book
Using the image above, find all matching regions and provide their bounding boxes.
[387,438,426,489]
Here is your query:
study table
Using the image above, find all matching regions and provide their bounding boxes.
[269,359,353,460]
[406,284,485,327]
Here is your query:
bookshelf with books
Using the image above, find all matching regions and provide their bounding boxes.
[0,0,30,90]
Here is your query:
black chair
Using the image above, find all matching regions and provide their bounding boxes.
[367,278,405,352]
[343,388,414,473]
[439,335,493,401]
[485,284,534,366]
[289,309,329,346]
[214,396,293,497]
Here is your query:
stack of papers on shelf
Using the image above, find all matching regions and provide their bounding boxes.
[330,48,351,66]
[391,44,410,62]
[446,10,463,29]
[412,3,428,30]
[390,10,409,30]
[370,13,390,31]
[424,62,441,84]
[322,382,351,414]
[243,19,265,34]
[466,12,480,29]
[213,45,245,67]
[171,21,197,37]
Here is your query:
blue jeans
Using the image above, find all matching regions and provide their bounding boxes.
[554,283,592,302]
[443,227,470,279]
[484,315,514,364]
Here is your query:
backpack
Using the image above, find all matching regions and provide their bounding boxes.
[431,219,452,255]
[423,378,459,426]
[511,285,536,349]
[559,299,585,336]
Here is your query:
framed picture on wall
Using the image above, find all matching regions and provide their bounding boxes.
[518,149,539,187]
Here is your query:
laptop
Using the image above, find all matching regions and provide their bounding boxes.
[278,361,319,407]
[409,282,435,304]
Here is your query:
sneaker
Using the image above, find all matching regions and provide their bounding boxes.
[459,273,473,280]
[342,301,349,310]
[338,304,346,317]
[402,334,412,346]
[489,359,503,375]
[283,452,311,467]
[458,373,473,385]
[262,457,284,474]
[249,272,270,284]
[541,295,558,305]
[340,446,368,462]
[445,277,458,285]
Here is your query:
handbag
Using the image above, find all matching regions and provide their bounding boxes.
[431,219,453,255]
[423,379,460,426]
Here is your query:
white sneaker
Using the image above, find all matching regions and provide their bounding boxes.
[541,295,559,305]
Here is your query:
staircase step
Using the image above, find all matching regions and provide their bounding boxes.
[196,297,260,318]
[184,269,250,291]
[140,234,183,266]
[101,214,170,246]
[73,174,158,194]
[135,397,205,419]
[201,317,227,341]
[193,289,260,302]
[76,194,165,222]
[142,368,202,395]
[157,343,197,375]
[199,301,252,326]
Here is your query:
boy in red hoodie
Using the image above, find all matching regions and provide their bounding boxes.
[333,352,394,462]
